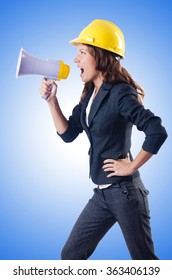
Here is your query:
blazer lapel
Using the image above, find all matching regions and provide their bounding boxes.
[88,83,113,126]
[80,88,94,131]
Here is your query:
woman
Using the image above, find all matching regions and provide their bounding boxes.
[40,19,167,260]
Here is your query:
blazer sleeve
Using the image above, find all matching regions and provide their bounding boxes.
[57,103,83,143]
[117,84,168,154]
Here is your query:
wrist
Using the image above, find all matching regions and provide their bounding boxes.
[129,161,137,175]
[47,96,58,105]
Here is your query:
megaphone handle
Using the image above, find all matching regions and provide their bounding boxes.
[41,77,52,100]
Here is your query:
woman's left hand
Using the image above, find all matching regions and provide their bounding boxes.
[102,156,133,177]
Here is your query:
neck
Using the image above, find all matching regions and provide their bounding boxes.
[93,75,103,92]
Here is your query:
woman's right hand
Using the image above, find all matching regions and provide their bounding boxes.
[39,78,68,134]
[39,78,58,102]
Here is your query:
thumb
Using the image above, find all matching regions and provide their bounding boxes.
[51,81,58,95]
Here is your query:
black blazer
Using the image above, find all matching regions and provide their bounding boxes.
[59,82,167,185]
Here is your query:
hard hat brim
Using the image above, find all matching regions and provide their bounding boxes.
[69,37,124,58]
[69,37,89,46]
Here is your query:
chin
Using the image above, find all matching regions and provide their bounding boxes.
[81,77,92,83]
[81,78,87,83]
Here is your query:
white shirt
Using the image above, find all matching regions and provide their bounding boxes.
[86,88,96,126]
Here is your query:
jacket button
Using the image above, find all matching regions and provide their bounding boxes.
[123,190,127,194]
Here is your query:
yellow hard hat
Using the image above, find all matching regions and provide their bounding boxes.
[69,19,125,58]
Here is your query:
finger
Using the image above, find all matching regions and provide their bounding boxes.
[107,172,116,178]
[42,78,53,85]
[42,79,50,87]
[39,89,49,97]
[102,163,114,169]
[103,167,115,172]
[40,84,52,94]
[103,159,115,164]
[102,166,114,172]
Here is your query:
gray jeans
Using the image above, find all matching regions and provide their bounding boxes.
[61,177,158,260]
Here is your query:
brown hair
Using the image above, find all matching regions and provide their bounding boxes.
[81,45,144,103]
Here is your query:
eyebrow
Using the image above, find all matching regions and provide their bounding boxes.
[79,48,88,52]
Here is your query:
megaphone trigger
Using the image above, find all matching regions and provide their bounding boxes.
[41,94,49,100]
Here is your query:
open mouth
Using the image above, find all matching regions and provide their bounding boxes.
[80,68,84,75]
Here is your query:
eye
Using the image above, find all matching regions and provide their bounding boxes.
[80,50,86,55]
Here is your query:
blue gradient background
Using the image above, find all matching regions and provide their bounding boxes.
[0,0,171,260]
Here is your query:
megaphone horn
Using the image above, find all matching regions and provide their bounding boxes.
[16,48,70,81]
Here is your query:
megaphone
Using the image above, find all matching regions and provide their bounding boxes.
[16,48,70,81]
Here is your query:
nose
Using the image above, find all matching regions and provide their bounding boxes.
[74,54,80,64]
